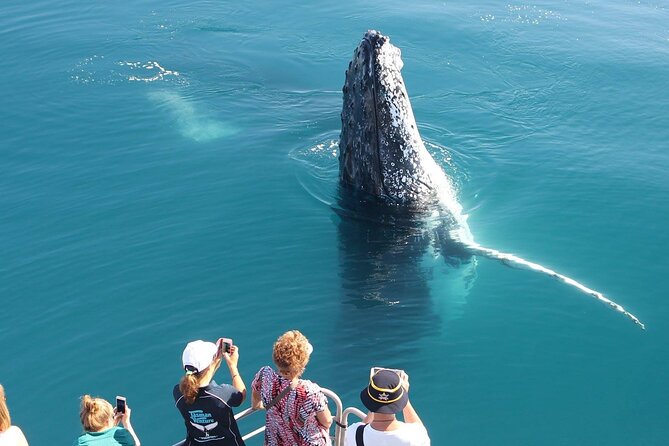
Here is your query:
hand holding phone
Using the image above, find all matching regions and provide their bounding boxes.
[217,338,233,355]
[114,396,133,429]
[219,339,239,370]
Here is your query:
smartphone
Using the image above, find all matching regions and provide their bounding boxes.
[116,396,126,414]
[217,338,233,354]
[370,367,406,380]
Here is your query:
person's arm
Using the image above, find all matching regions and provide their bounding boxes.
[400,372,422,424]
[115,406,141,446]
[223,345,246,403]
[251,386,264,410]
[316,405,333,429]
[250,367,266,410]
[402,401,422,424]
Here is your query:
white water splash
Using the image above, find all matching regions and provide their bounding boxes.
[480,5,567,25]
[121,61,180,83]
[70,57,185,85]
[309,140,339,158]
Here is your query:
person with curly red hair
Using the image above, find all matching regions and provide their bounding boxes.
[251,330,332,445]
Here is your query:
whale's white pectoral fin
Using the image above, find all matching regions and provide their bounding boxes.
[464,241,645,329]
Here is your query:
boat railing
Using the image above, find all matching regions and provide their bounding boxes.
[172,388,366,446]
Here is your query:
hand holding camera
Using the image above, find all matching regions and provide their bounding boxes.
[401,371,410,392]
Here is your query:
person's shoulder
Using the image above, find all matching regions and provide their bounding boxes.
[258,365,275,377]
[298,378,321,392]
[13,425,28,438]
[253,366,277,385]
[401,422,430,443]
[405,421,428,433]
[112,426,136,446]
[206,382,242,404]
[343,422,365,446]
[72,432,90,446]
[207,382,234,396]
[173,383,184,400]
[7,425,23,435]
[7,426,29,444]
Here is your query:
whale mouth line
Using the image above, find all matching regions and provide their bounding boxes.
[361,34,389,200]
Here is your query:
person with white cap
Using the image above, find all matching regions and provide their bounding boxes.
[251,330,333,445]
[344,368,430,446]
[173,339,247,446]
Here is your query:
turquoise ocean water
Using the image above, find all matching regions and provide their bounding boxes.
[2,0,668,444]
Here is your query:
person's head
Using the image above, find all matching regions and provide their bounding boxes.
[179,340,223,404]
[0,384,11,432]
[79,395,114,432]
[360,368,409,415]
[272,330,313,379]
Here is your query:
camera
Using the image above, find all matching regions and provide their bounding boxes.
[370,367,406,380]
[116,396,126,414]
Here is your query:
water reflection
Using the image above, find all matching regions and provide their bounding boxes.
[333,187,477,356]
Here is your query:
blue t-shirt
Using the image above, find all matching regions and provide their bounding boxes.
[173,380,245,446]
[73,426,135,446]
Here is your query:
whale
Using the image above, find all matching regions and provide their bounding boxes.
[338,30,644,329]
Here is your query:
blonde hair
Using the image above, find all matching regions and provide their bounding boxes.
[179,356,222,405]
[79,395,114,432]
[0,384,10,432]
[272,330,311,377]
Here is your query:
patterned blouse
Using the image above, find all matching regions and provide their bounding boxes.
[251,366,331,446]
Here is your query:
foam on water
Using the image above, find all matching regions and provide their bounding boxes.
[122,61,180,83]
[71,56,185,85]
[480,4,567,25]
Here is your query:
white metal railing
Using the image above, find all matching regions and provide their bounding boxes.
[172,388,366,446]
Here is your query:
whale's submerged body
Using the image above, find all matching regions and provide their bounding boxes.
[338,30,644,329]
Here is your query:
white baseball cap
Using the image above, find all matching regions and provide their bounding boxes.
[182,340,218,374]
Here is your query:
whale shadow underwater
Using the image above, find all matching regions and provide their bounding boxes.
[335,30,644,332]
[335,188,477,346]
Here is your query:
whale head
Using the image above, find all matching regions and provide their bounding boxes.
[339,30,438,209]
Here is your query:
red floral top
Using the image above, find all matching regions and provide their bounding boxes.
[251,366,331,446]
